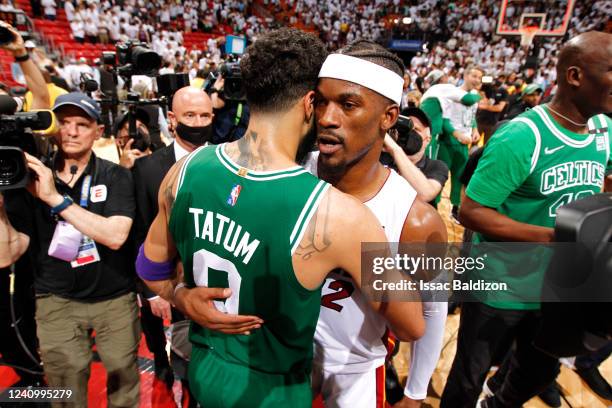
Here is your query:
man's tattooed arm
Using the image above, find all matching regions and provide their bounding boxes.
[295,190,332,260]
[163,156,186,214]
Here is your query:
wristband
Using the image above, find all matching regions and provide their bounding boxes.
[135,243,175,281]
[50,195,74,215]
[14,53,30,62]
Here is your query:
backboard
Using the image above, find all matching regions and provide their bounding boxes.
[496,0,576,37]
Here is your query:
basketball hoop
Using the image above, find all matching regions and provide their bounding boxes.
[519,26,539,48]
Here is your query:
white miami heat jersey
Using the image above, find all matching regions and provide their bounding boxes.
[304,152,418,374]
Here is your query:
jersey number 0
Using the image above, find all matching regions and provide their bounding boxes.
[193,248,242,314]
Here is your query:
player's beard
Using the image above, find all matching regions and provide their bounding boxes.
[296,120,317,165]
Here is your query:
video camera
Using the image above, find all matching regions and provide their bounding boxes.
[204,55,246,102]
[0,95,53,190]
[116,94,154,152]
[93,41,188,151]
[0,10,32,45]
[102,41,162,78]
[392,114,423,156]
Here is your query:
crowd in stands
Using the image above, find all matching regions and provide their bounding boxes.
[2,0,608,101]
[60,0,266,46]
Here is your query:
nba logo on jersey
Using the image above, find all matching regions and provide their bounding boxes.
[227,184,242,206]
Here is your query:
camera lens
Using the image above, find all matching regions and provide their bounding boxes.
[0,148,27,188]
[0,26,15,46]
[0,156,18,179]
[0,157,20,185]
[131,45,162,76]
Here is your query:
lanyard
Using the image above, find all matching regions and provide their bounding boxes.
[79,175,91,208]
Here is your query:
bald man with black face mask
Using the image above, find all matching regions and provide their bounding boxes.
[131,86,213,404]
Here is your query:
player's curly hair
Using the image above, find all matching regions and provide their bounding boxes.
[240,28,328,113]
[339,39,405,77]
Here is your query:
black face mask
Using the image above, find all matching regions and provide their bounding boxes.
[176,121,213,145]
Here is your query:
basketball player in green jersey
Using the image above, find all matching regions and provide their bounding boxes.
[137,28,425,408]
[441,31,612,408]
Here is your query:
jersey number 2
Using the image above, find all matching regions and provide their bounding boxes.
[193,248,241,314]
[321,280,354,312]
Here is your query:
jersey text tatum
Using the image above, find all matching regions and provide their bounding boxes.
[189,208,260,264]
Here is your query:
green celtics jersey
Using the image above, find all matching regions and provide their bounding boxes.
[466,107,611,309]
[169,144,330,375]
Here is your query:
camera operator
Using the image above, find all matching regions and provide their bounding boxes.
[382,107,449,205]
[0,92,140,406]
[0,21,49,110]
[129,81,171,149]
[131,86,213,400]
[114,109,152,169]
[209,66,250,143]
[476,74,509,143]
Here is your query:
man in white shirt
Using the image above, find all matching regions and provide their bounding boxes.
[64,0,75,21]
[41,0,56,20]
[84,17,99,44]
[70,18,85,43]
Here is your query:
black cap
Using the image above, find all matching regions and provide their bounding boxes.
[402,107,431,129]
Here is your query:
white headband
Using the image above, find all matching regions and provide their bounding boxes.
[318,53,404,105]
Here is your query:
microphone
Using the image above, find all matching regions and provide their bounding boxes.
[67,165,78,185]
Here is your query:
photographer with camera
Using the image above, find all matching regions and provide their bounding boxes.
[0,21,50,110]
[383,108,449,206]
[114,109,152,169]
[208,59,250,143]
[1,92,140,406]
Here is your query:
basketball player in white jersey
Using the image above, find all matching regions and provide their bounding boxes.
[306,41,448,408]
